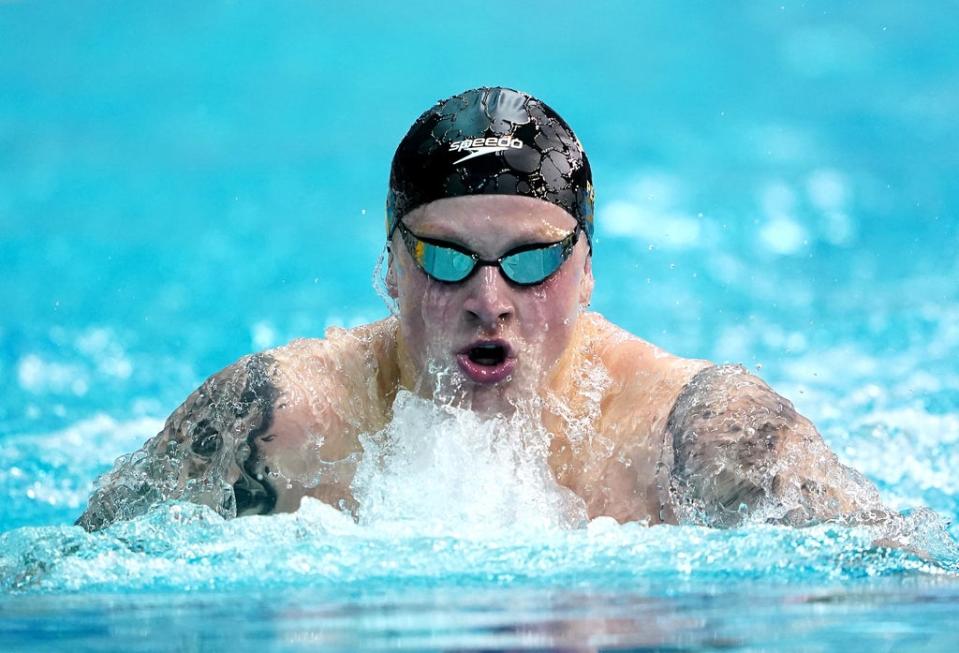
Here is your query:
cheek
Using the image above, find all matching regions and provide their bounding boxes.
[395,264,462,344]
[516,265,583,348]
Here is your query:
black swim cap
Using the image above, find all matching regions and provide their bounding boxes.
[386,87,594,248]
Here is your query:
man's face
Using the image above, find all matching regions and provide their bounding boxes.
[389,195,593,414]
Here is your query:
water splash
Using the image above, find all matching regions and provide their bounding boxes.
[352,390,588,536]
[2,498,954,595]
[371,244,398,316]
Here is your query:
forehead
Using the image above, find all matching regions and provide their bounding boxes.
[403,195,578,246]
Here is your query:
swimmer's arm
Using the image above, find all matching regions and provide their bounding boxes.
[663,364,887,527]
[75,353,283,531]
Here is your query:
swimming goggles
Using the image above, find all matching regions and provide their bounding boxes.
[395,221,580,286]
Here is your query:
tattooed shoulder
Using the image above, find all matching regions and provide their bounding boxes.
[661,364,882,526]
[76,353,284,531]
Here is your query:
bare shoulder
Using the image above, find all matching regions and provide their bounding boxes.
[76,318,399,531]
[662,364,884,526]
[585,314,711,426]
[267,317,399,438]
[553,314,711,522]
[255,319,399,505]
[76,352,286,530]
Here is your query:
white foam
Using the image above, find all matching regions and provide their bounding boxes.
[834,408,959,517]
[0,414,165,514]
[351,391,588,537]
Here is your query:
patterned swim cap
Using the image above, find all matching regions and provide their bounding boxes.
[386,87,594,248]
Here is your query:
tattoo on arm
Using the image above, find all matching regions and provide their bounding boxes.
[76,354,281,531]
[663,364,883,527]
[227,354,279,516]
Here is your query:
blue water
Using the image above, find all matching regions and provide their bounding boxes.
[3,0,959,650]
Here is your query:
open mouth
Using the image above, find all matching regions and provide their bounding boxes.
[456,340,516,384]
[467,343,507,366]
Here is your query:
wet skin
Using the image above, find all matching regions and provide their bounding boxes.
[78,196,888,531]
[254,195,714,522]
[389,195,598,414]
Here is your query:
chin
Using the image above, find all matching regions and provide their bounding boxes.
[426,368,528,416]
[460,386,520,417]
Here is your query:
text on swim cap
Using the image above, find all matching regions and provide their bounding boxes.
[449,136,524,152]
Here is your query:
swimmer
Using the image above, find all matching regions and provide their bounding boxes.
[76,87,888,531]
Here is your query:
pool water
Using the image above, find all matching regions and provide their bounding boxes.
[3,1,959,650]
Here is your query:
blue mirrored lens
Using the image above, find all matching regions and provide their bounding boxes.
[417,241,475,282]
[400,222,577,285]
[500,242,567,285]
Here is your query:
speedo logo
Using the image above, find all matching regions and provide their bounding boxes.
[449,136,524,164]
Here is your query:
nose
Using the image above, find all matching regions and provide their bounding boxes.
[462,264,514,330]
